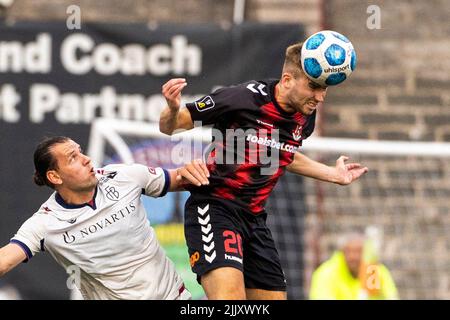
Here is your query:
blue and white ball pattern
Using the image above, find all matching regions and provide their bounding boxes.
[301,30,357,86]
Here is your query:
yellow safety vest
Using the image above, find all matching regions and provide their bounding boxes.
[309,251,399,300]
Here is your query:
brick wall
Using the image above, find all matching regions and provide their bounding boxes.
[3,0,234,23]
[323,0,450,142]
[3,0,321,29]
[247,0,321,34]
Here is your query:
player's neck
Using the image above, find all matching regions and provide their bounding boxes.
[56,187,96,206]
[274,83,296,114]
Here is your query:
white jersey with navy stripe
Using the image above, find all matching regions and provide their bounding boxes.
[11,163,189,300]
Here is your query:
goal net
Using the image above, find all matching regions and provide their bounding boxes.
[87,118,450,300]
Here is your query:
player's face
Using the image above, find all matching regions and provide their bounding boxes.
[288,72,327,115]
[51,140,97,192]
[343,239,363,278]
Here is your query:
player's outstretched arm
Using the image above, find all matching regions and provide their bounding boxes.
[0,243,27,277]
[286,152,368,185]
[159,78,194,135]
[168,159,210,191]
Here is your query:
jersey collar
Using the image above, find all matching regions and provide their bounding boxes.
[55,186,98,210]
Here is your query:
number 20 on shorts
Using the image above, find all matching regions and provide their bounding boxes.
[223,230,243,257]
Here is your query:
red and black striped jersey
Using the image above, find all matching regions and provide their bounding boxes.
[185,79,316,214]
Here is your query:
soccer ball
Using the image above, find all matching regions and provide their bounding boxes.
[301,30,357,86]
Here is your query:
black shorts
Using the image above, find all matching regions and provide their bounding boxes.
[184,194,287,291]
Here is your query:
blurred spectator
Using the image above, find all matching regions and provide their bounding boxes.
[309,232,398,300]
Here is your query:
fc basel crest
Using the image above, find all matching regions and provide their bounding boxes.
[195,96,215,112]
[292,125,302,141]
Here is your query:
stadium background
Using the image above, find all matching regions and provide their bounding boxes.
[0,0,449,299]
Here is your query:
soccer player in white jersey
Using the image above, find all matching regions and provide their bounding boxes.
[0,136,210,300]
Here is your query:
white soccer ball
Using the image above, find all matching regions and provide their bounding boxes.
[301,30,357,86]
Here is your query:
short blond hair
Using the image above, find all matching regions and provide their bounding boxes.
[282,42,304,78]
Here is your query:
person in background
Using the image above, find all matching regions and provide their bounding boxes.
[309,232,399,300]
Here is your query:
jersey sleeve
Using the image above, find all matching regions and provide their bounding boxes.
[10,213,48,262]
[113,164,170,198]
[185,85,248,126]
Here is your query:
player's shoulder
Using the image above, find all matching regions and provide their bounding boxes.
[98,163,150,174]
[26,193,58,222]
[97,163,162,183]
[97,163,130,172]
[97,163,122,173]
[230,79,276,99]
[34,192,60,213]
[31,208,54,220]
[215,79,277,106]
[96,163,143,180]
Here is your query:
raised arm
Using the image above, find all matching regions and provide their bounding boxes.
[0,243,27,277]
[159,78,194,135]
[286,152,368,185]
